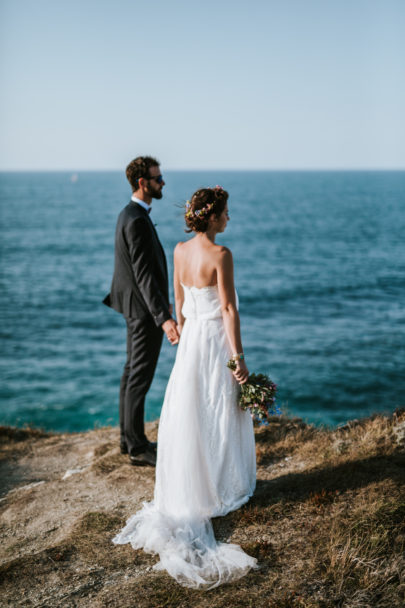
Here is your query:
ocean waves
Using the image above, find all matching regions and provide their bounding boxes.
[1,170,404,430]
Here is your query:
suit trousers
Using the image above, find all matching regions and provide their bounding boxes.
[119,316,163,456]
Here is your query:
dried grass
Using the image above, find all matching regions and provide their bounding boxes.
[0,425,51,442]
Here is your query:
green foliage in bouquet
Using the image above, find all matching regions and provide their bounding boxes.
[227,359,279,423]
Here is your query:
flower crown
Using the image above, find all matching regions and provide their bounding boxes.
[185,185,223,219]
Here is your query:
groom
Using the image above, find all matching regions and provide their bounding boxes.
[103,156,179,466]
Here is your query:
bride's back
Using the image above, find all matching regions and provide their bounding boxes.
[176,237,223,288]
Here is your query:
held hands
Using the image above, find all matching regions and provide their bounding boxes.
[162,319,180,345]
[233,359,249,384]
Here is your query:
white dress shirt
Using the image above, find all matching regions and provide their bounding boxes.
[131,195,152,214]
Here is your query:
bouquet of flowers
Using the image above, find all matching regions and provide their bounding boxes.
[227,359,279,423]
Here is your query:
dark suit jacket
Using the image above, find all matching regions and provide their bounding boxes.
[103,201,171,327]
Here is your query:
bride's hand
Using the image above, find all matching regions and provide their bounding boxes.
[233,360,249,384]
[176,324,183,336]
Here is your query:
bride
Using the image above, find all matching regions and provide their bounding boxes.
[113,186,257,588]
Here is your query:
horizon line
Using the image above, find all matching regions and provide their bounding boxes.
[1,167,405,173]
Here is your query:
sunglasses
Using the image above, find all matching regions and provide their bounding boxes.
[149,174,164,184]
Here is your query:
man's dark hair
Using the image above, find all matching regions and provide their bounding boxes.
[126,156,160,191]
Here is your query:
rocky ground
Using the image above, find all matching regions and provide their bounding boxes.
[1,411,404,608]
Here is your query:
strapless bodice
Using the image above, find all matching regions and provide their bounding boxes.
[181,284,222,320]
[181,283,238,320]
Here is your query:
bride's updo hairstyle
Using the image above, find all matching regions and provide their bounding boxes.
[184,186,228,233]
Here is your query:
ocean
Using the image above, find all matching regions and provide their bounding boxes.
[0,170,404,431]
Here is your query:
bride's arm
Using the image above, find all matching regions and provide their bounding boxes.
[173,243,185,333]
[216,247,249,384]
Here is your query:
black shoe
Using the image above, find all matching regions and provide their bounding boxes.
[122,441,156,454]
[129,448,156,467]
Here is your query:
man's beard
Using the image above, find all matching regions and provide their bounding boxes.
[147,184,163,200]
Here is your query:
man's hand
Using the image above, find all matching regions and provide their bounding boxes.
[162,319,180,345]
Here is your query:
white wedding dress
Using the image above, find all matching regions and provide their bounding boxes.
[113,284,257,588]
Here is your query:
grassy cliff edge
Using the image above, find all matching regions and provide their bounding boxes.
[1,411,404,608]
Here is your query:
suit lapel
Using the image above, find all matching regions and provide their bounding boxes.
[132,202,168,283]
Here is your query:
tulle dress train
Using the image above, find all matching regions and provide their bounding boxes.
[113,284,257,588]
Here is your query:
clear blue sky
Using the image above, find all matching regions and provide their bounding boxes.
[1,0,404,170]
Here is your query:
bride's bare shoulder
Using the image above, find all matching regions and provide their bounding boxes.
[175,241,196,270]
[214,246,233,273]
[174,241,187,256]
[215,245,233,259]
